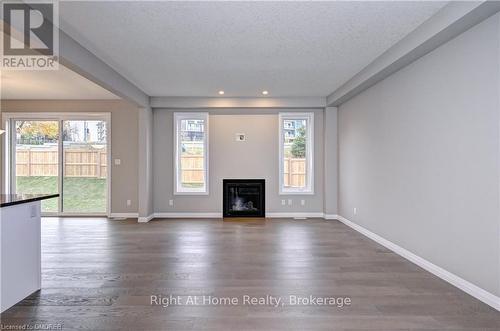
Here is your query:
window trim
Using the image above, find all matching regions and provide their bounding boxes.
[174,112,209,195]
[278,112,314,195]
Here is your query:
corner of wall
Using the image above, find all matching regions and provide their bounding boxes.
[138,106,154,221]
[496,10,500,297]
[323,107,338,216]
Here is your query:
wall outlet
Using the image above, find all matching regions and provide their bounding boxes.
[281,199,286,206]
[169,199,174,206]
[114,159,121,165]
[353,207,357,215]
[288,199,292,206]
[300,199,305,206]
[126,199,131,206]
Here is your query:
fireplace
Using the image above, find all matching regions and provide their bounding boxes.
[223,179,265,218]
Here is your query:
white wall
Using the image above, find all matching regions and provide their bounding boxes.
[153,109,325,214]
[338,14,500,296]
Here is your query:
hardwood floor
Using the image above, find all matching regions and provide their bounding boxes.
[1,217,499,330]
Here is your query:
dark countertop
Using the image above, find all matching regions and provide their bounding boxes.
[0,194,59,208]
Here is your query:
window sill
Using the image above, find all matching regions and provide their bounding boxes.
[174,191,209,196]
[279,190,315,196]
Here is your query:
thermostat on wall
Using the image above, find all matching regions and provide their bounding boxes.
[235,133,246,141]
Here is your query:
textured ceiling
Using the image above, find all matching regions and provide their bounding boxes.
[59,1,447,97]
[1,65,119,99]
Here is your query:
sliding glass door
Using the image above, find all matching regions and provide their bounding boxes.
[5,113,110,216]
[13,120,59,213]
[62,120,107,213]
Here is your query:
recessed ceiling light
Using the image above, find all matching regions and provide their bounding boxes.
[262,90,269,95]
[218,90,225,95]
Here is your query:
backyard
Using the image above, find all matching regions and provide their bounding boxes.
[16,176,107,213]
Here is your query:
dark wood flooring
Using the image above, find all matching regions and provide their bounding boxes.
[1,217,499,330]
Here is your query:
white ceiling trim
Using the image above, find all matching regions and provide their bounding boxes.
[327,1,500,107]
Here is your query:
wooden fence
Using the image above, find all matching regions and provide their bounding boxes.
[283,157,306,187]
[16,148,107,178]
[179,155,306,187]
[16,150,306,186]
[180,155,205,184]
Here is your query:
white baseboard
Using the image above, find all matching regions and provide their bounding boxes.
[138,214,155,223]
[332,214,500,312]
[109,213,139,219]
[266,212,325,218]
[155,212,222,219]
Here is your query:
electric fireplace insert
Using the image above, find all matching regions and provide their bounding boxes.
[223,179,265,218]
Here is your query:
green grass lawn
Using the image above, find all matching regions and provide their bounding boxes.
[16,176,107,213]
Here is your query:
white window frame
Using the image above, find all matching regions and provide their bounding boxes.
[174,112,209,195]
[279,112,314,195]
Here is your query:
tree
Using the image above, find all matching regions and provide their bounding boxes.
[291,126,306,158]
[96,121,106,142]
[17,121,59,140]
[63,122,81,142]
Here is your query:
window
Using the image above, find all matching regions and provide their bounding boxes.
[174,112,209,194]
[279,112,314,194]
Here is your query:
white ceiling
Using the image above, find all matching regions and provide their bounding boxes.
[1,65,119,100]
[59,1,447,97]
